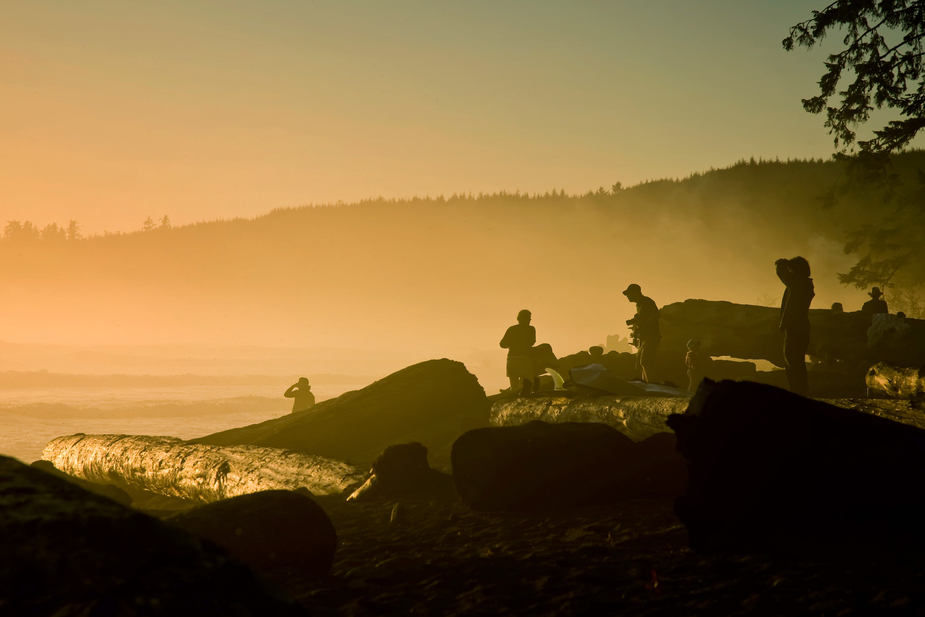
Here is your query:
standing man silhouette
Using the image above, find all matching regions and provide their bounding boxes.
[500,310,536,396]
[284,377,316,413]
[776,257,814,396]
[624,284,660,383]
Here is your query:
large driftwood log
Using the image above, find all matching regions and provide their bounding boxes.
[493,393,925,440]
[42,434,365,503]
[193,359,489,468]
[667,379,925,553]
[865,362,925,398]
[490,396,690,442]
[658,299,925,367]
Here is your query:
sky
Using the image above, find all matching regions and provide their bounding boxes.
[0,0,876,235]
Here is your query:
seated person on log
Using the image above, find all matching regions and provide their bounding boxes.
[623,283,660,383]
[776,257,814,397]
[284,377,316,413]
[500,309,536,396]
[685,339,712,392]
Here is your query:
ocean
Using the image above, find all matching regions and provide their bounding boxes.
[0,383,355,464]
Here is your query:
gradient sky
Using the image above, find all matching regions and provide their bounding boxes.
[1,0,909,234]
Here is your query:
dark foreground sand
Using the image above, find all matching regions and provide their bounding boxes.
[259,494,925,616]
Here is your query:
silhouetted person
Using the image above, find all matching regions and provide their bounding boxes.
[284,377,315,413]
[500,309,536,396]
[862,287,889,318]
[831,302,844,314]
[685,339,712,392]
[776,257,814,396]
[624,283,660,383]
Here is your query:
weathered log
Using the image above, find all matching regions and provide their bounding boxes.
[865,362,925,398]
[658,299,925,367]
[492,392,925,439]
[193,359,489,467]
[0,456,308,616]
[451,421,686,512]
[490,395,690,442]
[30,459,132,506]
[167,490,337,577]
[42,434,365,503]
[667,379,925,553]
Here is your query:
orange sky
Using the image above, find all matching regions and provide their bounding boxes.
[3,0,899,234]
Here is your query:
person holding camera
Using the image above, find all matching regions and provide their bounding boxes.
[623,283,660,383]
[776,257,815,396]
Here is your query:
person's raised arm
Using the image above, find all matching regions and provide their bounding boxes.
[284,384,298,398]
[775,259,798,288]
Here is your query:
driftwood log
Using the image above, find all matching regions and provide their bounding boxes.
[865,362,925,398]
[42,434,365,503]
[492,392,925,440]
[667,379,925,553]
[491,396,690,442]
[658,299,925,367]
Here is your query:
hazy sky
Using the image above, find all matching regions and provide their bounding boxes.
[0,1,902,233]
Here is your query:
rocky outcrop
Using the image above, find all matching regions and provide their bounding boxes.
[667,379,925,553]
[42,434,365,503]
[167,490,337,577]
[193,359,489,468]
[451,421,686,512]
[347,442,455,502]
[865,362,925,398]
[0,455,307,616]
[491,395,690,442]
[658,299,925,368]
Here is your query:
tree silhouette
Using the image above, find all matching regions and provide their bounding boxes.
[784,1,925,291]
[66,220,81,241]
[160,215,171,230]
[143,217,156,232]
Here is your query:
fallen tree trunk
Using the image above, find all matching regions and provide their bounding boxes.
[42,434,365,503]
[865,362,925,398]
[492,393,925,441]
[490,395,690,442]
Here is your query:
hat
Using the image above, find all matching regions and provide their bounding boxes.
[686,339,701,351]
[869,287,883,298]
[622,283,641,296]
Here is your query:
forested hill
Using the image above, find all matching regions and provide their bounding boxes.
[3,152,924,354]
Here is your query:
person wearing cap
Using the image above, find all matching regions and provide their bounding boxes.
[500,309,537,396]
[861,287,889,318]
[284,377,316,413]
[623,284,660,382]
[776,257,815,396]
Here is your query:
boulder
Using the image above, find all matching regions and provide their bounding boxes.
[42,434,365,503]
[451,421,686,511]
[30,458,132,506]
[167,490,337,577]
[193,359,489,468]
[347,442,455,501]
[666,379,925,553]
[0,455,307,616]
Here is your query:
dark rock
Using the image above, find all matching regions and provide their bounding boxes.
[347,442,455,502]
[390,502,405,525]
[30,458,132,506]
[168,489,337,577]
[0,456,307,616]
[866,362,925,398]
[451,421,683,512]
[193,359,489,468]
[667,379,925,553]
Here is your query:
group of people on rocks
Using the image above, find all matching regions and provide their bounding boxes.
[502,256,912,399]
